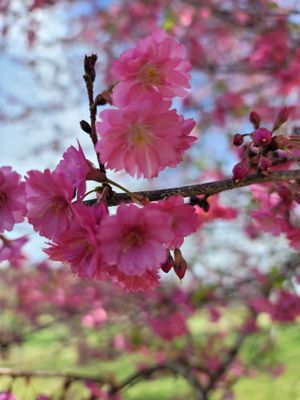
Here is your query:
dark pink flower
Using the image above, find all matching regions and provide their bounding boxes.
[96,95,195,178]
[0,166,26,233]
[149,195,198,249]
[45,201,107,279]
[25,169,74,240]
[111,28,191,106]
[99,204,172,276]
[55,141,93,199]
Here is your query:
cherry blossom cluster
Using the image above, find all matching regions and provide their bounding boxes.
[0,30,200,291]
[96,29,196,179]
[231,107,298,181]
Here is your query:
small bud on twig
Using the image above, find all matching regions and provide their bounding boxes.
[80,120,92,134]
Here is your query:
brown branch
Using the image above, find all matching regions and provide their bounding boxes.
[108,361,206,399]
[83,54,106,174]
[0,362,206,399]
[85,169,300,207]
[203,332,246,396]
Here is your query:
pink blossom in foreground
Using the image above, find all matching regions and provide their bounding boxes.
[105,266,160,292]
[0,166,26,233]
[111,28,191,106]
[149,195,198,249]
[25,169,74,240]
[45,202,107,279]
[96,95,196,178]
[55,141,93,199]
[0,235,28,267]
[99,204,172,276]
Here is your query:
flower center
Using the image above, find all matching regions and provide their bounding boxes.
[50,197,68,215]
[0,192,7,210]
[130,123,152,147]
[138,64,162,86]
[122,229,144,252]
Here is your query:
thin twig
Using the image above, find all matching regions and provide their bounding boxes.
[108,361,206,399]
[85,169,300,207]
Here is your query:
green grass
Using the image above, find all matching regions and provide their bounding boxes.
[1,317,300,399]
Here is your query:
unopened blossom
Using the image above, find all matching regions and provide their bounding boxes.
[253,127,272,146]
[96,95,195,178]
[149,195,198,249]
[99,204,172,276]
[45,201,107,279]
[25,169,74,240]
[232,158,250,181]
[55,141,95,199]
[111,28,191,106]
[0,166,26,233]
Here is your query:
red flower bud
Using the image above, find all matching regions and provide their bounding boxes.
[253,128,272,146]
[232,159,250,182]
[249,111,260,129]
[258,156,272,172]
[233,134,244,146]
[174,248,187,280]
[273,106,289,131]
[161,251,174,273]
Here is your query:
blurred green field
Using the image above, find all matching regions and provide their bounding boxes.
[1,317,300,400]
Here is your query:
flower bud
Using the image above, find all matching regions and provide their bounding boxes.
[174,248,187,280]
[232,159,250,182]
[273,106,289,131]
[161,251,174,273]
[233,134,244,146]
[249,111,261,129]
[253,127,272,146]
[258,156,272,172]
[80,120,92,134]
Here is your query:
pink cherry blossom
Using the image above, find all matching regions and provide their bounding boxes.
[105,266,160,292]
[149,195,198,249]
[0,234,28,267]
[25,169,74,240]
[0,166,26,233]
[111,28,191,106]
[55,141,93,199]
[96,95,196,178]
[45,201,107,279]
[99,204,173,276]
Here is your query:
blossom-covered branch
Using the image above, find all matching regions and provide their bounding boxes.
[87,169,300,207]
